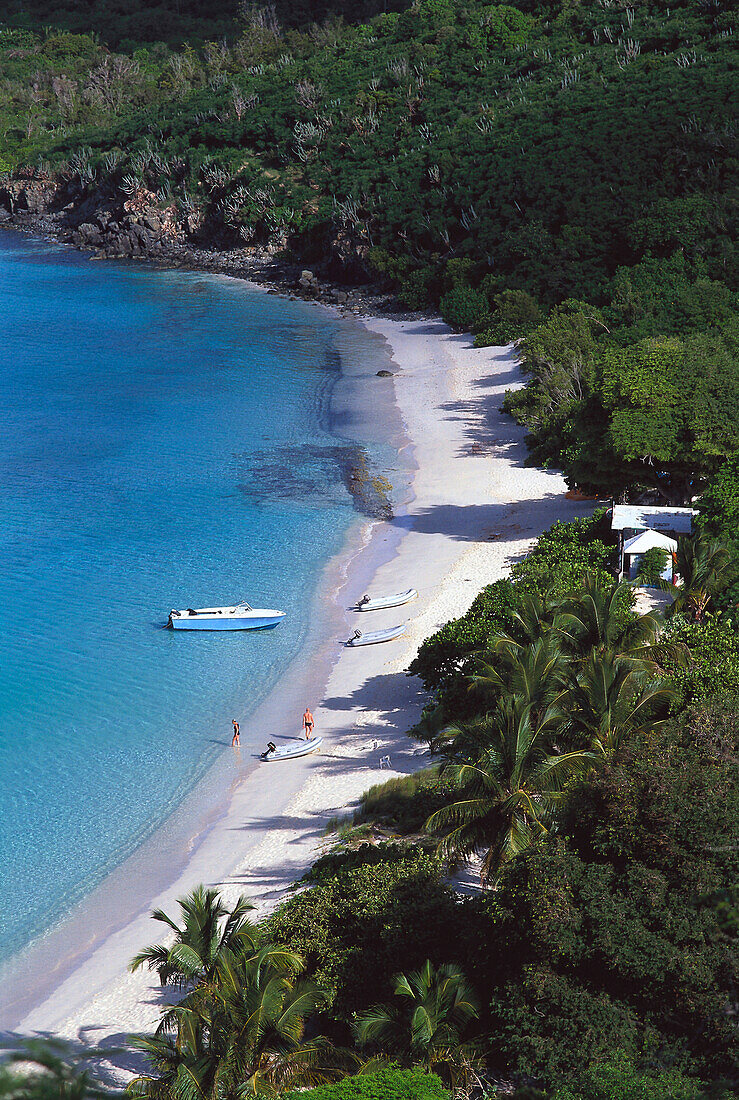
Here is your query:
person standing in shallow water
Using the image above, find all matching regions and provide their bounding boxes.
[302,707,315,740]
[231,719,240,746]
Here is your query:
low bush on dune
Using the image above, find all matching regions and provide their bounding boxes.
[283,1066,450,1100]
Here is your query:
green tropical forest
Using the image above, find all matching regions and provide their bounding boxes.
[1,0,737,1096]
[0,0,736,504]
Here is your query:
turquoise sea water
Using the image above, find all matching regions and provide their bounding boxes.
[0,232,393,966]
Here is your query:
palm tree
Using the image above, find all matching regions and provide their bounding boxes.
[129,885,257,989]
[470,633,570,720]
[555,573,661,660]
[129,945,346,1099]
[427,700,598,884]
[560,650,675,756]
[354,960,481,1088]
[496,589,561,646]
[662,532,735,620]
[431,712,497,763]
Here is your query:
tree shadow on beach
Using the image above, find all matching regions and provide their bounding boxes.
[390,495,587,544]
[0,1027,152,1089]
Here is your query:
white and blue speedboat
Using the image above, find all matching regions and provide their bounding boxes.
[168,602,285,631]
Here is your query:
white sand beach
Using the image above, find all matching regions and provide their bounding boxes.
[10,317,593,1079]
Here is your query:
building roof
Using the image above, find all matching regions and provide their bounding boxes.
[624,529,677,555]
[611,504,695,534]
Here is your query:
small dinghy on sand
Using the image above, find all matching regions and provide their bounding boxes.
[356,588,418,612]
[346,624,406,646]
[261,737,323,761]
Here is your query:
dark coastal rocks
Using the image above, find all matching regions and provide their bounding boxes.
[298,269,319,294]
[376,369,394,377]
[0,178,61,215]
[0,179,419,323]
[72,222,104,247]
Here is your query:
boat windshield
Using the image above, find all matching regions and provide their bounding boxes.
[235,601,253,612]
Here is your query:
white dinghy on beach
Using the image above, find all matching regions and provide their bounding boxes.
[168,601,285,631]
[356,588,418,612]
[261,737,323,761]
[346,624,407,646]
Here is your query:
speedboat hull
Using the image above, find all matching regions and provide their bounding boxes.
[169,605,285,630]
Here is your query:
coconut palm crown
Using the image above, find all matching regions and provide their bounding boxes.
[129,885,257,989]
[427,700,598,884]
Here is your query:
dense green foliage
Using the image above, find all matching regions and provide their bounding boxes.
[546,1052,726,1100]
[1,0,734,500]
[408,510,619,722]
[696,457,739,612]
[0,0,734,292]
[0,0,409,50]
[482,698,739,1084]
[265,847,460,1026]
[283,1067,449,1100]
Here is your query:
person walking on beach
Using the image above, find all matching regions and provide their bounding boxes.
[231,719,240,747]
[302,706,315,740]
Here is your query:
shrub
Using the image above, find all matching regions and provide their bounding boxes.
[488,701,739,1085]
[351,768,455,834]
[474,288,542,346]
[266,847,460,1024]
[550,1051,708,1100]
[479,5,536,49]
[439,283,489,332]
[284,1066,449,1099]
[408,578,521,717]
[636,546,670,586]
[40,32,99,62]
[303,841,426,883]
[399,267,437,311]
[662,617,739,706]
[511,510,618,594]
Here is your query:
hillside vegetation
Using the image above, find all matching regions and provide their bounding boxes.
[1,0,735,500]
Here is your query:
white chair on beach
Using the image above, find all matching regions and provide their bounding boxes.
[379,754,391,769]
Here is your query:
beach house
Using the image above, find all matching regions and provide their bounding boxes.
[611,504,696,583]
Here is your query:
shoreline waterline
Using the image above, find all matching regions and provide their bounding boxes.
[4,308,595,1065]
[0,238,410,1026]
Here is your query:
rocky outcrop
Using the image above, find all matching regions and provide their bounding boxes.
[0,176,65,215]
[60,186,186,259]
[0,174,403,318]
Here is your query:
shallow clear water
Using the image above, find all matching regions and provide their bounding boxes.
[0,232,393,964]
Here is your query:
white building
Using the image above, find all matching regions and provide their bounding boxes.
[611,504,696,582]
[622,529,677,582]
